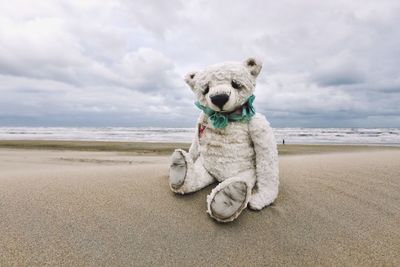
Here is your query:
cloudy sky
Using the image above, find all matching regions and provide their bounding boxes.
[1,0,400,127]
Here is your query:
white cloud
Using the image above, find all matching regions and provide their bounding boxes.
[0,0,399,127]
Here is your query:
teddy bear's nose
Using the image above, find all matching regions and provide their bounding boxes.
[210,94,229,109]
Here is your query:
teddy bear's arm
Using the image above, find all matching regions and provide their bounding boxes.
[248,113,279,210]
[188,134,200,162]
[188,113,204,162]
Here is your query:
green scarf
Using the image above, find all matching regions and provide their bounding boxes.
[195,95,256,129]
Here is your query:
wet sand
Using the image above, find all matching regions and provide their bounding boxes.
[0,143,399,266]
[0,140,397,155]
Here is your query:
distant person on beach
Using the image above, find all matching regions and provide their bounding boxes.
[283,139,285,145]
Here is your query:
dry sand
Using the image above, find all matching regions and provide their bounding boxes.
[0,144,399,266]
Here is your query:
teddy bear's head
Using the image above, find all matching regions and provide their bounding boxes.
[185,57,262,113]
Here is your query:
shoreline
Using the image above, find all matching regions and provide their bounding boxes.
[0,139,399,155]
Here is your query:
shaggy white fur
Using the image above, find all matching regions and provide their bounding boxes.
[169,58,279,222]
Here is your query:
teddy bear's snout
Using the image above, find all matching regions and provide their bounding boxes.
[210,93,229,110]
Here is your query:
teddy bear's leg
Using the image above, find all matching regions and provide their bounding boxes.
[206,169,256,223]
[169,149,215,194]
[169,149,187,189]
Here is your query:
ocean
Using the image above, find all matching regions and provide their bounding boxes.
[0,127,399,145]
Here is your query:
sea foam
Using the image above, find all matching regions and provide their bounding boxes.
[0,127,399,145]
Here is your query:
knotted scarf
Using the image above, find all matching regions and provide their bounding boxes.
[195,95,256,129]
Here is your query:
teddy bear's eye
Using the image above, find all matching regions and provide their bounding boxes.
[231,80,243,90]
[202,83,210,95]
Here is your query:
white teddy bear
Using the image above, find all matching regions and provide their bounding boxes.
[169,57,279,222]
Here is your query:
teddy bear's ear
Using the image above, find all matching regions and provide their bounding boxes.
[243,57,262,78]
[184,71,197,89]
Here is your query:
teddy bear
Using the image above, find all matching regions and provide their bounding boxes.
[169,57,279,222]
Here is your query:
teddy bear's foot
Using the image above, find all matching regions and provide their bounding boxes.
[169,150,187,189]
[207,180,249,223]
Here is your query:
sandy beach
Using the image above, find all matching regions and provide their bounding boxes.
[0,142,399,266]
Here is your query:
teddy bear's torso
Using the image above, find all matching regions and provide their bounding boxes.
[198,115,256,182]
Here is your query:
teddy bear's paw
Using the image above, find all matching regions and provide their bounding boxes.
[209,181,248,222]
[169,150,187,189]
[248,190,278,210]
[248,198,264,210]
